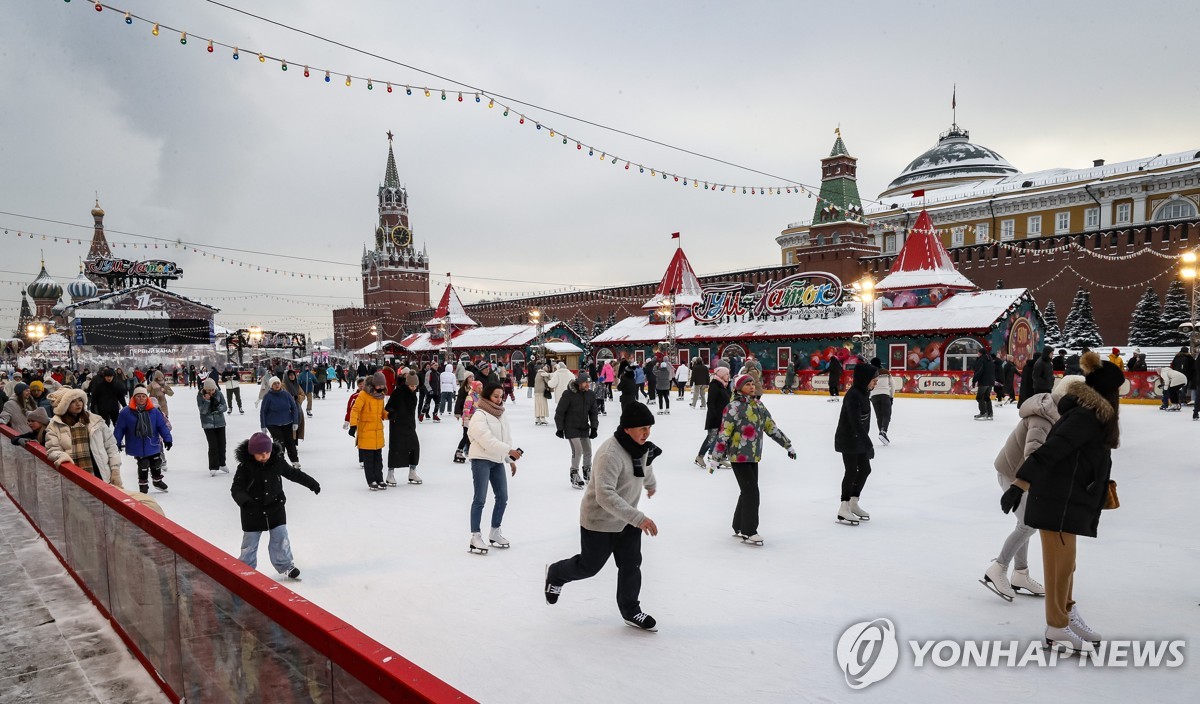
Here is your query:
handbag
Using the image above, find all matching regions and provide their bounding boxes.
[1103,480,1119,510]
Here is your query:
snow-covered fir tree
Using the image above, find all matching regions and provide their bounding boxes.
[1159,279,1191,347]
[1042,300,1063,347]
[1127,288,1163,347]
[1062,288,1103,348]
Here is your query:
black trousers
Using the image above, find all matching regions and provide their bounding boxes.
[840,452,872,502]
[829,378,841,397]
[870,396,892,433]
[225,387,242,410]
[359,448,383,486]
[456,427,471,455]
[135,454,164,486]
[268,425,299,463]
[98,408,120,427]
[976,385,993,416]
[203,427,227,469]
[731,462,760,535]
[548,525,643,618]
[656,390,670,410]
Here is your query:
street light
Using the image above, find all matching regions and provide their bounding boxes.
[850,276,877,360]
[369,323,382,361]
[1181,252,1198,355]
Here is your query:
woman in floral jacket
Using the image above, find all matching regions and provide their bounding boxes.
[711,374,796,546]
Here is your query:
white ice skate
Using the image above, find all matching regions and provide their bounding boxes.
[980,560,1016,602]
[878,431,890,446]
[220,465,229,474]
[469,532,489,555]
[408,469,423,485]
[693,456,707,470]
[837,501,860,526]
[488,527,510,549]
[1011,568,1045,596]
[741,533,764,546]
[385,469,398,487]
[1068,606,1102,645]
[848,497,870,521]
[1044,625,1094,655]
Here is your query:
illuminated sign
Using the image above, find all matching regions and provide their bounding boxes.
[86,258,184,286]
[691,271,847,324]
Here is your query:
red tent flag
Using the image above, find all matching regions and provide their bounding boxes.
[911,189,926,198]
[670,232,680,239]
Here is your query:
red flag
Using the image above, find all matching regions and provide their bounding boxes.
[911,189,925,198]
[670,232,680,239]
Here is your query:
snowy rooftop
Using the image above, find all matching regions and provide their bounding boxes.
[876,210,978,291]
[591,289,1030,344]
[401,321,564,352]
[642,247,705,311]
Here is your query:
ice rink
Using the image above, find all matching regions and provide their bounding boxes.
[149,383,1196,703]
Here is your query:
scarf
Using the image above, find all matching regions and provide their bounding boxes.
[134,406,154,438]
[477,398,505,418]
[68,421,97,477]
[614,429,651,477]
[284,375,301,398]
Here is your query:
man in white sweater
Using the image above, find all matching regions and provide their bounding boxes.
[544,402,661,631]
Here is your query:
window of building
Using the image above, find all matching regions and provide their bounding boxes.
[945,337,984,372]
[1001,219,1015,241]
[1085,207,1100,229]
[885,234,897,252]
[1154,200,1198,221]
[786,251,794,265]
[1055,211,1070,234]
[975,223,990,243]
[951,227,965,247]
[1116,203,1131,223]
[1028,215,1042,237]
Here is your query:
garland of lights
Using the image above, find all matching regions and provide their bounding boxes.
[69,0,872,212]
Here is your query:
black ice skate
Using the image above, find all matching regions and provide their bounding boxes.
[544,564,561,605]
[623,612,658,632]
[286,567,301,580]
[152,479,169,493]
[570,471,585,489]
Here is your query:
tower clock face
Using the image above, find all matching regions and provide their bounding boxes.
[391,225,412,248]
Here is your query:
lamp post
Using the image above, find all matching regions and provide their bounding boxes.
[369,323,382,363]
[529,309,544,366]
[1181,252,1198,355]
[658,296,677,361]
[850,277,877,360]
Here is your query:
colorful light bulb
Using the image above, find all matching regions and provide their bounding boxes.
[367,79,373,90]
[475,94,481,103]
[303,66,310,77]
[233,47,239,59]
[152,23,159,36]
[457,92,463,102]
[549,129,554,137]
[576,143,581,150]
[406,86,412,95]
[281,61,287,71]
[386,82,392,93]
[639,167,644,173]
[325,70,331,82]
[207,40,214,53]
[180,32,187,45]
[441,90,446,100]
[424,88,430,97]
[589,149,594,156]
[503,109,508,116]
[519,117,525,124]
[345,76,352,86]
[563,138,568,144]
[536,123,541,130]
[488,98,494,108]
[625,163,630,170]
[94,3,102,12]
[258,53,265,63]
[124,12,132,24]
[674,176,679,182]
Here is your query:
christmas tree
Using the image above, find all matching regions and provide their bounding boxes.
[1062,288,1103,348]
[1042,300,1062,347]
[1127,287,1163,346]
[1160,279,1191,347]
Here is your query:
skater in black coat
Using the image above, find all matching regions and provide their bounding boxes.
[385,371,423,485]
[827,355,844,399]
[694,367,731,467]
[1017,352,1040,409]
[972,349,996,420]
[1032,346,1055,394]
[231,432,320,579]
[88,368,127,426]
[1003,352,1124,652]
[617,368,640,408]
[555,373,599,486]
[834,361,878,523]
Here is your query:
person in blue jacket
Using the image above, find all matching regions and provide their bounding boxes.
[113,385,173,494]
[259,376,302,468]
[297,366,318,418]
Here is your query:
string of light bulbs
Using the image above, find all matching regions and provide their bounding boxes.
[71,0,869,211]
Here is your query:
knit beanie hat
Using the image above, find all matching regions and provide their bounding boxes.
[1081,351,1126,397]
[202,378,219,392]
[132,386,149,398]
[732,374,754,393]
[372,371,387,389]
[13,382,28,397]
[712,367,730,382]
[248,432,274,455]
[576,372,591,384]
[618,402,656,429]
[267,376,281,389]
[50,388,88,416]
[29,380,44,393]
[25,407,50,427]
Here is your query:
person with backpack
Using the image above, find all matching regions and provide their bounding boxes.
[231,432,320,580]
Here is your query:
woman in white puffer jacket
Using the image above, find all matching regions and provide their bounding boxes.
[466,383,524,554]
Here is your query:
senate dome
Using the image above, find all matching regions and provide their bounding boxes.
[27,263,63,302]
[880,124,1019,198]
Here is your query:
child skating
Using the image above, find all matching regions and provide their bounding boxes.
[231,432,320,580]
[834,360,878,525]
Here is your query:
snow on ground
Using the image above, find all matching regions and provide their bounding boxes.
[152,385,1197,703]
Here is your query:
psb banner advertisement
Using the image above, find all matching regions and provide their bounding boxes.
[771,369,1163,400]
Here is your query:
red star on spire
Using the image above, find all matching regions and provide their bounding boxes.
[386,130,393,142]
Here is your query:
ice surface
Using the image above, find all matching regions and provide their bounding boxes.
[152,384,1197,703]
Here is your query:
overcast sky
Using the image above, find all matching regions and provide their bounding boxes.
[3,0,1197,339]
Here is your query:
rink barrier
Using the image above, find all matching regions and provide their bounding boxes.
[0,424,476,704]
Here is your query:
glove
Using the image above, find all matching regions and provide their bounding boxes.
[164,441,173,451]
[348,426,357,437]
[787,448,797,460]
[555,430,565,439]
[312,483,321,495]
[117,444,124,452]
[646,443,663,463]
[589,429,598,440]
[342,421,350,430]
[13,437,28,447]
[1000,485,1024,514]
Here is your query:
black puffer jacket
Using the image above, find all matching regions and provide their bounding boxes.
[705,381,731,430]
[834,363,878,456]
[1032,353,1055,393]
[230,440,320,532]
[1016,381,1116,538]
[555,381,598,439]
[1017,353,1040,408]
[385,382,419,432]
[89,377,127,415]
[690,359,710,386]
[972,353,996,387]
[618,371,639,405]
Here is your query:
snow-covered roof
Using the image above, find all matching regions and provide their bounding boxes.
[642,247,705,311]
[61,282,219,313]
[356,339,405,355]
[876,210,977,291]
[591,289,1030,344]
[883,126,1018,196]
[425,283,478,330]
[541,341,584,354]
[402,321,564,352]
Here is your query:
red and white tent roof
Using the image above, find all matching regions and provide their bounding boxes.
[642,247,705,310]
[876,209,977,291]
[425,282,478,331]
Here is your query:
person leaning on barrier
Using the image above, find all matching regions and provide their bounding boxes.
[43,388,124,489]
[11,407,50,447]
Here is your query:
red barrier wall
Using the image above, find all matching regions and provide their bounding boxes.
[0,424,476,704]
